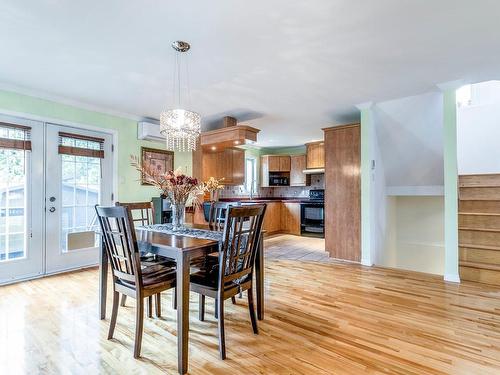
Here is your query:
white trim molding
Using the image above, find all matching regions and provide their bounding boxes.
[444,273,461,283]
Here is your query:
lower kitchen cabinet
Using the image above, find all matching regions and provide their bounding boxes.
[262,202,282,234]
[281,202,301,235]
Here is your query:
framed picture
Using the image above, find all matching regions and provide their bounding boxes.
[141,147,174,185]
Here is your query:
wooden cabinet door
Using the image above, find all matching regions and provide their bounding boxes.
[290,155,309,186]
[324,124,360,262]
[231,148,245,185]
[268,156,281,172]
[306,142,325,169]
[263,202,282,233]
[281,202,301,235]
[279,156,291,172]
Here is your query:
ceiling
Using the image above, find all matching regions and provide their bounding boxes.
[1,1,500,147]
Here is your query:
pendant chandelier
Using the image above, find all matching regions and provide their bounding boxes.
[160,41,201,152]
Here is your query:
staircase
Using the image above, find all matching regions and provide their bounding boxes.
[459,174,500,285]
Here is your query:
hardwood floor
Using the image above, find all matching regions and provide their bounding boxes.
[1,235,500,374]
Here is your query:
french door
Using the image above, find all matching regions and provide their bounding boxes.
[0,117,113,284]
[45,124,112,273]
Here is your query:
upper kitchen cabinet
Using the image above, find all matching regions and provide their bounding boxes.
[305,141,325,169]
[290,154,311,186]
[266,155,291,172]
[199,147,245,186]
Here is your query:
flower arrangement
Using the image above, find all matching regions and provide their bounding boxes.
[203,176,224,201]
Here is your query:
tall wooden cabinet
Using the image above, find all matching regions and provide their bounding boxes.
[194,147,245,186]
[323,124,361,262]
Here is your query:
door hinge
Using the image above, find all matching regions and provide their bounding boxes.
[111,144,114,152]
[111,193,114,201]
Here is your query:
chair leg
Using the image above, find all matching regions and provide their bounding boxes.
[217,296,226,360]
[231,296,236,304]
[239,291,243,299]
[172,288,177,310]
[146,296,153,318]
[199,294,205,321]
[247,287,258,334]
[155,293,162,317]
[120,294,127,307]
[108,291,119,339]
[134,296,144,358]
[214,298,218,319]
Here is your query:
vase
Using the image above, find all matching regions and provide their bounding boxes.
[171,203,186,230]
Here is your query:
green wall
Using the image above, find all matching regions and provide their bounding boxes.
[0,89,192,202]
[260,145,306,155]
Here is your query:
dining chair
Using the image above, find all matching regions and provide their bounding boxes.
[190,204,266,359]
[208,201,242,231]
[116,201,176,314]
[95,205,177,358]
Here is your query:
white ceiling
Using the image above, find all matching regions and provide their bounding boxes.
[1,1,500,147]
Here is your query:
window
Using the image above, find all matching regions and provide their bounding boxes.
[0,123,31,262]
[245,158,257,193]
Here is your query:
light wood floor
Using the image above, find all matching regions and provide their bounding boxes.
[2,235,500,374]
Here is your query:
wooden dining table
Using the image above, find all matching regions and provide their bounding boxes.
[98,223,265,375]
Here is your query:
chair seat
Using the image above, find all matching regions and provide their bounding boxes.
[190,257,249,291]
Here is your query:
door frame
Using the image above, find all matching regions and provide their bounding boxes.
[0,109,119,284]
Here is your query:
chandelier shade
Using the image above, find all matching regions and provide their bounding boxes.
[160,41,201,152]
[160,108,201,152]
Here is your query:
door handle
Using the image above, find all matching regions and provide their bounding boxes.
[49,207,56,213]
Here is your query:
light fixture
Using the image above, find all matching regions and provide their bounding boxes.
[160,41,201,152]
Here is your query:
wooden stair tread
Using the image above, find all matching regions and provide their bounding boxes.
[460,261,500,271]
[459,227,500,233]
[458,212,500,216]
[459,243,500,251]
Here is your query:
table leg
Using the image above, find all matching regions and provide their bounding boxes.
[256,233,264,320]
[99,236,108,320]
[176,253,190,374]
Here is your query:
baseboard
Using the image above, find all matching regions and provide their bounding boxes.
[444,273,461,283]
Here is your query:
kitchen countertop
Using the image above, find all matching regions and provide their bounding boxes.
[219,197,319,204]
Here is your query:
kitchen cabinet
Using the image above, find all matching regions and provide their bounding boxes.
[290,154,310,186]
[279,156,291,172]
[281,202,301,235]
[306,141,325,169]
[323,124,360,262]
[262,202,282,234]
[266,155,290,172]
[202,147,244,185]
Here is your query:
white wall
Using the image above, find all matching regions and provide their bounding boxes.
[380,196,445,275]
[458,81,500,175]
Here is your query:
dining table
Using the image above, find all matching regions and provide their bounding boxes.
[98,223,265,375]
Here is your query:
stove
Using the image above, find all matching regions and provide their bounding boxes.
[300,189,325,238]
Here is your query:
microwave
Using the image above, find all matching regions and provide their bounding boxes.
[269,176,289,186]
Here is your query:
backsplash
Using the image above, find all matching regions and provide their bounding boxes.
[219,174,324,199]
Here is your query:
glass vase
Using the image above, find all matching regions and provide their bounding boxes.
[171,203,186,231]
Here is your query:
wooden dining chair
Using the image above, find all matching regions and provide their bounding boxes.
[208,201,241,231]
[95,205,177,358]
[190,204,266,359]
[116,201,176,314]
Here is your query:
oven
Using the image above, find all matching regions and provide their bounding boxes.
[300,189,324,238]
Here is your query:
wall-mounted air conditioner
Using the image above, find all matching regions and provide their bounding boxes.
[137,121,163,142]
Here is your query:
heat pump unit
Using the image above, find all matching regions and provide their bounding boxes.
[137,121,164,142]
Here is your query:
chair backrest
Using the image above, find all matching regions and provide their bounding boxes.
[95,205,143,288]
[218,204,266,287]
[116,201,155,226]
[208,201,241,231]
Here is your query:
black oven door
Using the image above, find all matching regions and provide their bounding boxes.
[300,203,324,238]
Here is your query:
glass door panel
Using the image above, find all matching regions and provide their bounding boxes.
[45,124,112,274]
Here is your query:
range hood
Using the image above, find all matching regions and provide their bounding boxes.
[200,116,260,151]
[303,168,325,174]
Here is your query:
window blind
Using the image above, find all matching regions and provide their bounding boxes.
[0,122,32,151]
[58,132,105,158]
